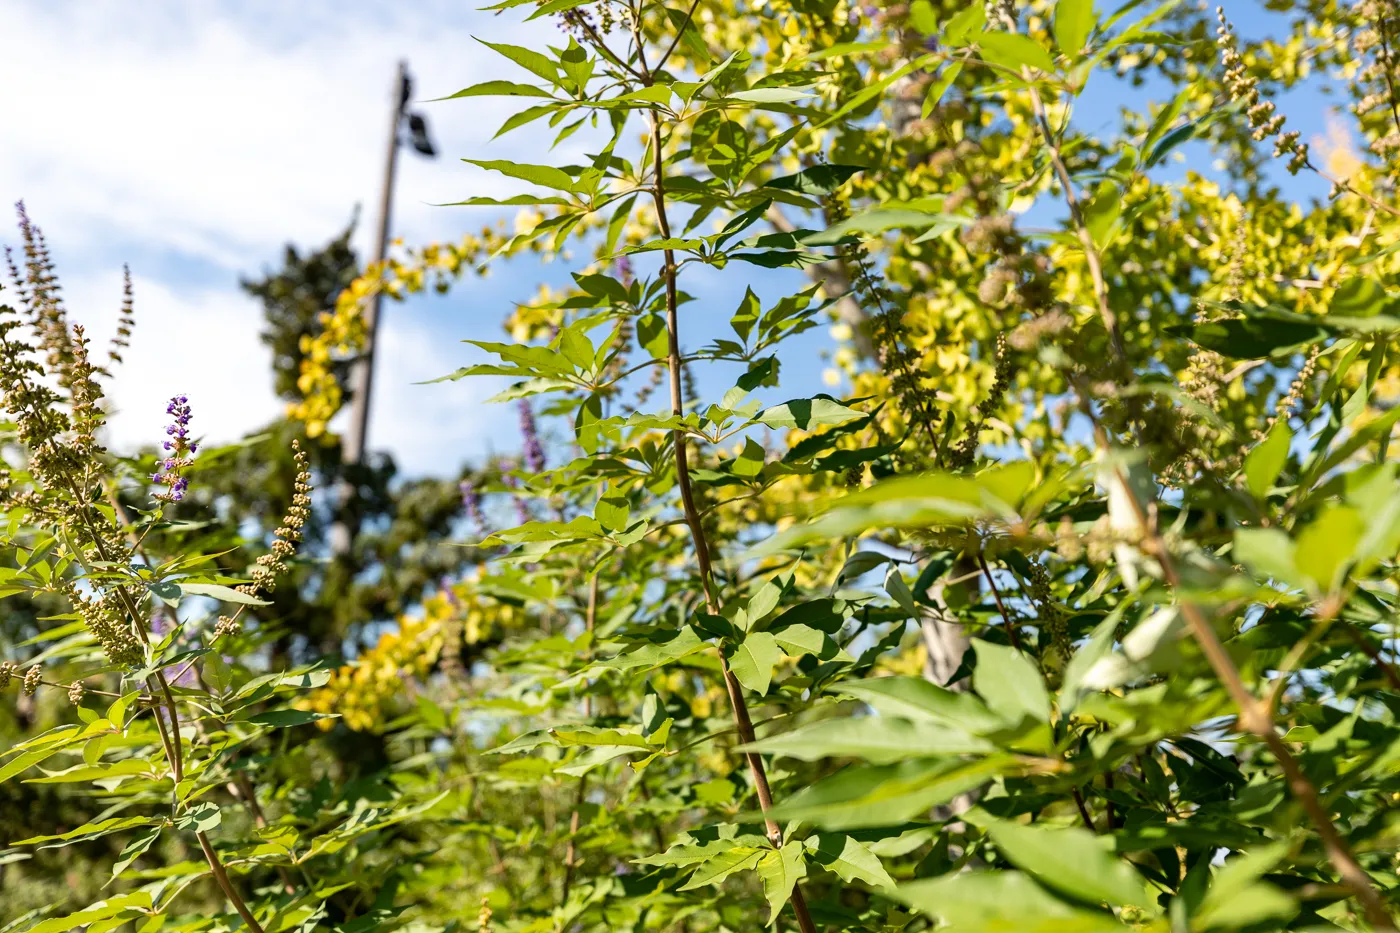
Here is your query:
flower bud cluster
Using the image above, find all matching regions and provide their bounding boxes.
[1216,9,1309,174]
[61,581,143,668]
[1353,1,1400,163]
[241,440,312,597]
[825,188,943,463]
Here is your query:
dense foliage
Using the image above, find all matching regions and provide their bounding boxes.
[9,0,1400,931]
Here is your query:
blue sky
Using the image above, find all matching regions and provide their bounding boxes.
[0,0,1327,477]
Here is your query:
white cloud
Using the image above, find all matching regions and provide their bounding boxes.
[0,0,588,475]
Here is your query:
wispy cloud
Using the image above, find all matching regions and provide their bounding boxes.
[0,0,576,474]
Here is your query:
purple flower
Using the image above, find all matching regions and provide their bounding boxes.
[459,479,483,529]
[153,395,195,503]
[518,400,545,474]
[615,255,634,286]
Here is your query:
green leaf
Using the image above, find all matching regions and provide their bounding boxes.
[805,208,967,245]
[838,677,1005,733]
[1234,527,1304,589]
[174,802,222,833]
[731,287,761,343]
[636,834,770,867]
[1169,317,1328,359]
[729,631,783,694]
[809,834,895,889]
[1082,182,1121,248]
[972,640,1050,725]
[763,164,864,196]
[746,716,992,763]
[884,566,919,618]
[11,816,160,847]
[438,80,554,100]
[558,323,595,372]
[732,437,767,478]
[109,826,161,883]
[602,627,705,673]
[595,494,630,531]
[1244,421,1291,499]
[897,871,1124,932]
[1295,504,1365,592]
[1053,0,1095,56]
[908,0,938,33]
[177,582,271,605]
[978,31,1057,73]
[1332,276,1387,317]
[770,756,1011,829]
[25,894,152,933]
[942,5,987,45]
[241,709,337,728]
[463,159,577,193]
[493,104,560,140]
[728,87,813,103]
[678,846,766,889]
[0,748,62,785]
[476,39,558,85]
[757,397,864,430]
[986,820,1154,909]
[1193,843,1295,929]
[758,843,808,923]
[525,0,594,19]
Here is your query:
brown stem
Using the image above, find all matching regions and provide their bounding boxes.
[1340,624,1400,693]
[561,777,587,901]
[1103,771,1116,831]
[1023,43,1394,920]
[198,830,266,933]
[976,555,1021,652]
[1071,787,1096,833]
[646,106,820,933]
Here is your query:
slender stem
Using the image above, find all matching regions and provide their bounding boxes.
[198,830,266,933]
[1025,84,1126,367]
[561,776,587,901]
[646,104,820,933]
[563,563,601,903]
[1110,445,1393,929]
[1340,624,1400,693]
[976,555,1022,652]
[656,0,704,68]
[1020,43,1394,921]
[1071,787,1096,833]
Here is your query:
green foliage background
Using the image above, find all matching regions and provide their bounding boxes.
[7,1,1400,932]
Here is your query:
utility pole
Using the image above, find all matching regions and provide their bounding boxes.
[329,61,435,556]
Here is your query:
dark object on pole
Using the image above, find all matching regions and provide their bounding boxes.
[329,61,437,556]
[407,114,436,156]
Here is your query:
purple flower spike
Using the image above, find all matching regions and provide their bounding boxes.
[518,400,545,475]
[459,479,483,529]
[153,395,195,503]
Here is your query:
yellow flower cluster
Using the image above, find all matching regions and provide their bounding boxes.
[289,231,499,439]
[300,574,527,731]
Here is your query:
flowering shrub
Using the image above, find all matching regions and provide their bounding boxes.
[11,1,1400,932]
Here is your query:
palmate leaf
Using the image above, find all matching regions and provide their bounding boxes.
[767,756,1014,830]
[755,396,865,430]
[896,872,1127,932]
[744,716,993,763]
[10,816,161,848]
[436,80,555,100]
[24,893,153,933]
[985,820,1156,909]
[462,159,578,193]
[807,834,895,889]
